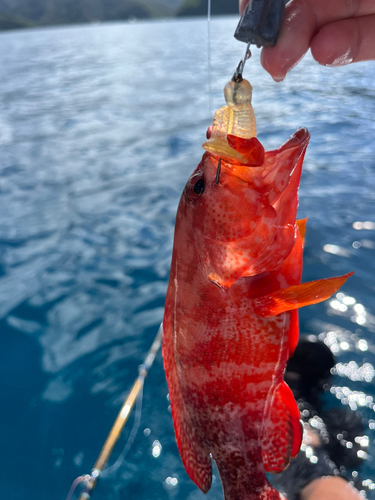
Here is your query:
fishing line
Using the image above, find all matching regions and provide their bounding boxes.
[65,475,89,500]
[101,384,144,477]
[207,0,213,116]
[233,42,252,81]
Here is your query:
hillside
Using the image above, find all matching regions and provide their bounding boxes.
[0,9,33,29]
[0,0,185,28]
[177,0,238,16]
[0,0,237,31]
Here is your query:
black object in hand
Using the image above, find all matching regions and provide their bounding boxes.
[234,0,285,47]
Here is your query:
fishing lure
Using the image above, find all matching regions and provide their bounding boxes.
[162,73,352,500]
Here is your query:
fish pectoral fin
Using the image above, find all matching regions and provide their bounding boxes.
[296,218,308,248]
[261,382,302,473]
[253,272,354,317]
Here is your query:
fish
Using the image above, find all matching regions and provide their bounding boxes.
[162,77,352,500]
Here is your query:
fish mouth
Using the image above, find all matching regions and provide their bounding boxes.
[214,127,309,188]
[261,127,310,180]
[263,127,310,207]
[281,127,310,151]
[210,128,310,244]
[202,128,310,285]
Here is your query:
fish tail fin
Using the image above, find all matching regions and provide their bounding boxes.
[220,477,284,500]
[253,485,286,500]
[216,454,285,500]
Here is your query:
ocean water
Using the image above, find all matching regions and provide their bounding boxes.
[0,16,375,500]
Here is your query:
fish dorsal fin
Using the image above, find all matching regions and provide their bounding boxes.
[163,318,212,493]
[254,272,354,317]
[296,218,308,247]
[261,381,302,472]
[172,408,212,492]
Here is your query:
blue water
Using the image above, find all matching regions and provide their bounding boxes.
[0,16,375,500]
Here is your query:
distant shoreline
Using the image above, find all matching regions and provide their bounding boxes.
[0,13,238,33]
[0,0,238,32]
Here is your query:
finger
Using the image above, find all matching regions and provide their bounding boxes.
[311,15,375,66]
[259,0,375,80]
[260,0,317,81]
[239,0,247,15]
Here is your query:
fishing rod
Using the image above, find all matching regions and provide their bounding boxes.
[66,324,163,500]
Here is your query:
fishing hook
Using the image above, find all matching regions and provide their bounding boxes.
[232,41,252,82]
[215,157,222,185]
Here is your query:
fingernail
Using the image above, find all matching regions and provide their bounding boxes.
[325,48,353,67]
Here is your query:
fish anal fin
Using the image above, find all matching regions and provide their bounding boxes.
[288,309,299,356]
[262,382,302,473]
[296,218,308,247]
[254,272,354,317]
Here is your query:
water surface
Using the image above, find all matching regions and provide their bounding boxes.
[0,17,375,500]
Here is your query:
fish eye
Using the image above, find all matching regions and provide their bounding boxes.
[193,178,205,196]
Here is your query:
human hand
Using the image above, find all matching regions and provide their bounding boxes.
[239,0,375,81]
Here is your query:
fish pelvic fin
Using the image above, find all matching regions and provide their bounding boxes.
[296,218,308,248]
[253,272,354,317]
[288,309,299,357]
[262,382,302,473]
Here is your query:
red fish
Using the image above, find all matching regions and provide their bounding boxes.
[163,84,352,500]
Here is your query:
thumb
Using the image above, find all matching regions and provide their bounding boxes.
[239,0,247,15]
